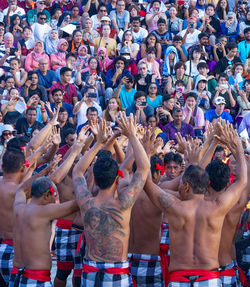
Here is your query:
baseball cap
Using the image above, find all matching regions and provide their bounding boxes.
[215,97,226,105]
[101,16,111,22]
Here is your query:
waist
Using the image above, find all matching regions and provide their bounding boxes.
[128,253,161,262]
[83,260,130,275]
[11,266,51,281]
[56,219,73,229]
[220,268,236,277]
[2,239,13,246]
[169,270,221,282]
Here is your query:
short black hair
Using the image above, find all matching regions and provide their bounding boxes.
[198,32,209,39]
[205,3,215,10]
[65,128,76,138]
[151,155,162,176]
[114,56,127,66]
[98,3,106,11]
[126,74,134,83]
[86,106,98,115]
[93,157,119,189]
[244,27,250,34]
[226,42,238,51]
[182,165,209,194]
[173,35,183,42]
[157,18,166,25]
[197,62,209,70]
[37,11,47,18]
[205,160,230,191]
[134,91,146,101]
[96,149,112,159]
[52,88,62,96]
[31,177,54,198]
[66,53,77,60]
[164,152,182,166]
[59,107,68,113]
[2,148,25,173]
[26,107,37,114]
[186,92,197,101]
[60,66,72,76]
[163,94,173,102]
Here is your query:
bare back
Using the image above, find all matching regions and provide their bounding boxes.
[129,190,162,255]
[0,178,19,239]
[57,176,77,221]
[19,204,53,270]
[168,197,226,272]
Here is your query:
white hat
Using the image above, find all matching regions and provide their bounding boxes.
[215,96,226,105]
[101,16,111,22]
[0,124,14,136]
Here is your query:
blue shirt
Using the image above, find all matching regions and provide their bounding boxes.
[106,68,131,89]
[147,95,162,109]
[37,69,57,89]
[205,109,233,123]
[238,40,250,64]
[50,102,73,118]
[115,85,137,109]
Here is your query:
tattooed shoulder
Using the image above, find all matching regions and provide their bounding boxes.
[159,192,176,210]
[118,173,145,210]
[73,176,90,200]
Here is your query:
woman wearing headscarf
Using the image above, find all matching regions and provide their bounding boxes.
[25,41,50,72]
[50,39,68,71]
[97,47,113,74]
[77,45,90,73]
[44,29,59,55]
[221,12,240,42]
[162,46,179,77]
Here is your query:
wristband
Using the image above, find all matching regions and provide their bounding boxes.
[27,105,30,108]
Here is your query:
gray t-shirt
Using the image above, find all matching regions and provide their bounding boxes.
[110,10,130,30]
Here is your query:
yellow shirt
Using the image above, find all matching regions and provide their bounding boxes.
[94,37,117,58]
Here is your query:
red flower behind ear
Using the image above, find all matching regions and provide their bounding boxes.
[20,146,24,151]
[156,163,165,175]
[208,180,211,185]
[48,185,55,195]
[24,160,30,168]
[117,169,124,178]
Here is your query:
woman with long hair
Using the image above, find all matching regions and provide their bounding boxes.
[8,14,23,46]
[215,0,229,22]
[117,30,139,60]
[140,32,161,60]
[25,41,50,72]
[103,96,123,122]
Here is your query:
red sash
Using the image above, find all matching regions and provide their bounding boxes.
[56,219,73,229]
[169,270,221,283]
[76,231,85,253]
[83,264,130,275]
[11,266,19,274]
[2,239,13,246]
[220,268,236,277]
[17,269,51,281]
[234,266,248,286]
[73,268,83,277]
[160,243,170,286]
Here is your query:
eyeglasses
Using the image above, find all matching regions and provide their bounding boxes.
[0,28,4,31]
[3,132,12,136]
[139,67,146,70]
[149,86,157,89]
[100,9,107,12]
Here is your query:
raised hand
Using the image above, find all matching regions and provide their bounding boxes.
[175,132,188,154]
[96,119,111,144]
[116,112,136,138]
[77,125,90,145]
[50,108,60,126]
[184,137,203,165]
[51,126,61,146]
[142,126,156,156]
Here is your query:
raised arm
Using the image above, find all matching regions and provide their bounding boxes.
[72,119,110,204]
[116,112,150,210]
[216,123,247,213]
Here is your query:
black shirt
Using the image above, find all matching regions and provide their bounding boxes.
[57,121,75,147]
[214,56,241,75]
[15,117,44,137]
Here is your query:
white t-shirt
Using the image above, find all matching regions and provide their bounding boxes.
[32,23,52,42]
[76,101,102,128]
[185,60,206,77]
[179,29,201,50]
[131,28,148,44]
[3,6,26,19]
[90,14,101,31]
[117,42,139,52]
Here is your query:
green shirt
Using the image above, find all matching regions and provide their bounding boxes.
[27,8,51,24]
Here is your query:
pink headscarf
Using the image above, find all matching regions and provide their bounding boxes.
[97,47,113,72]
[32,41,46,62]
[78,45,88,55]
[56,39,68,61]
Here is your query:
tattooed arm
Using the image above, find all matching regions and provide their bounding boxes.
[144,172,180,213]
[117,113,150,210]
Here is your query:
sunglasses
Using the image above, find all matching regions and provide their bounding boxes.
[3,132,12,136]
[0,28,4,31]
[149,86,157,89]
[39,17,47,20]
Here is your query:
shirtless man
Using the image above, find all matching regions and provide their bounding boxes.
[144,126,247,287]
[51,128,91,287]
[72,114,150,286]
[206,157,250,287]
[11,177,79,286]
[0,147,26,284]
[128,154,165,286]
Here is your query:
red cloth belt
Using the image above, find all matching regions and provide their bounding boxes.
[22,269,51,281]
[169,270,221,283]
[73,268,83,278]
[220,268,236,277]
[11,266,19,274]
[56,219,73,229]
[76,231,85,253]
[2,239,13,246]
[160,243,170,286]
[57,261,74,270]
[83,264,130,275]
[234,266,247,286]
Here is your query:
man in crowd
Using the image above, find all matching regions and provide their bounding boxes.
[37,58,57,93]
[129,17,148,45]
[31,11,51,42]
[110,0,129,33]
[27,0,50,25]
[179,17,201,50]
